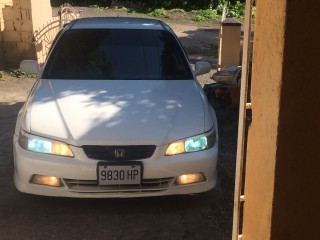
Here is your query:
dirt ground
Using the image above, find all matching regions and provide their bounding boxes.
[0,7,238,240]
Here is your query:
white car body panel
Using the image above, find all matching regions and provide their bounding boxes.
[14,140,218,198]
[27,79,206,146]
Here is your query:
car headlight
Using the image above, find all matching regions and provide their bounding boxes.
[18,130,74,157]
[165,129,216,156]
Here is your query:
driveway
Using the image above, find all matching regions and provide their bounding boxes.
[0,21,238,240]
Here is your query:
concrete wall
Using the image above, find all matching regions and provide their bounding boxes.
[0,0,52,66]
[242,0,320,239]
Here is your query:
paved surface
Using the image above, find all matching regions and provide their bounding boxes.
[0,115,15,166]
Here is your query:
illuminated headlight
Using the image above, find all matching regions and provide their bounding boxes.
[165,128,216,156]
[19,130,74,157]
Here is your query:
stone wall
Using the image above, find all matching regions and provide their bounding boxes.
[0,0,52,67]
[0,0,13,66]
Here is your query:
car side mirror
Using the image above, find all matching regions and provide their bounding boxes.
[194,61,211,76]
[20,60,41,75]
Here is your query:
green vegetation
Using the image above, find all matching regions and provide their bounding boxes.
[114,7,167,17]
[252,5,256,19]
[191,9,218,22]
[8,69,38,78]
[138,0,225,11]
[169,8,186,14]
[147,8,167,17]
[51,0,254,21]
[115,6,130,13]
[217,1,256,19]
[225,1,246,19]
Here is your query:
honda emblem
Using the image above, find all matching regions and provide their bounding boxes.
[114,149,125,158]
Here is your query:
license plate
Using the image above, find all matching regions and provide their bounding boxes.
[97,162,142,185]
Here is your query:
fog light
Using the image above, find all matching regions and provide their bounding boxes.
[176,173,206,185]
[30,175,62,187]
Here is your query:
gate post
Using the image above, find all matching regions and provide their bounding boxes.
[0,0,13,67]
[218,18,242,70]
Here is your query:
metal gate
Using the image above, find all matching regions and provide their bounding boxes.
[33,3,80,65]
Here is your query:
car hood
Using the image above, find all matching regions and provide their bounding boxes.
[26,79,211,146]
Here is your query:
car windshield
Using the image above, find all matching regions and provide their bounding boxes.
[42,29,193,80]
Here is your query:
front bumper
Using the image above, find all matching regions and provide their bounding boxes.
[13,139,218,198]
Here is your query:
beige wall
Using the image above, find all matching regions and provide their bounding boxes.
[242,0,320,239]
[30,0,52,31]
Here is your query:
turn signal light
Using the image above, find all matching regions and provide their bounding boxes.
[52,142,73,157]
[165,141,185,155]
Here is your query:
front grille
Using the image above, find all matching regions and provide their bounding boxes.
[63,177,174,193]
[83,145,156,161]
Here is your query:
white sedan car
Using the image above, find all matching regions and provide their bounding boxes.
[13,17,218,198]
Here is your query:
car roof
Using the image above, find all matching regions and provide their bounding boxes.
[70,17,166,30]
